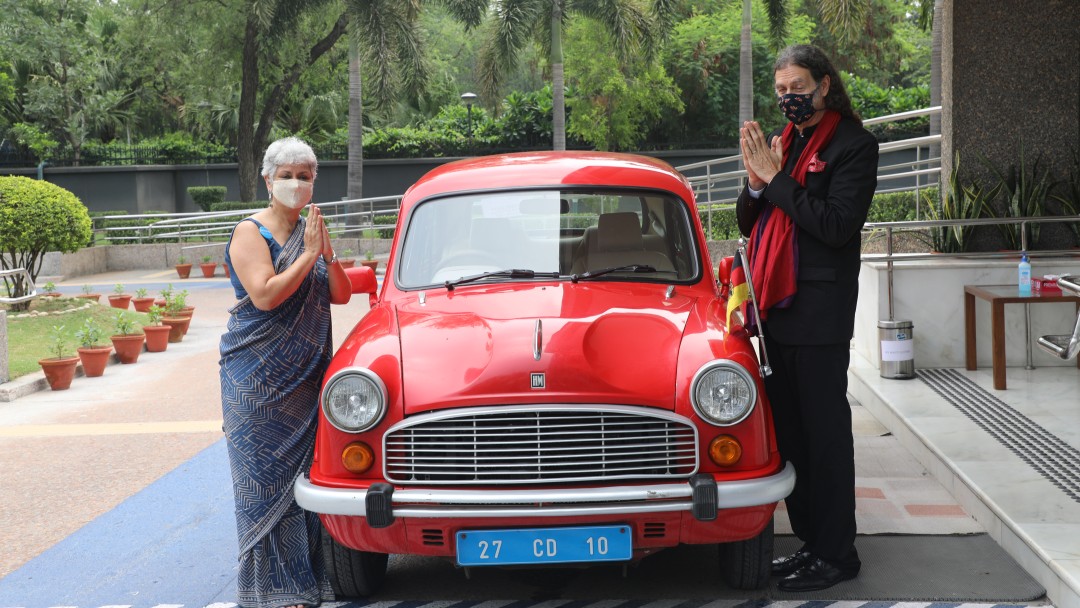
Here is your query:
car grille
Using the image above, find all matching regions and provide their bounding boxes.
[383,405,698,485]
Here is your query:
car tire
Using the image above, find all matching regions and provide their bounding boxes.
[321,526,389,598]
[718,516,773,590]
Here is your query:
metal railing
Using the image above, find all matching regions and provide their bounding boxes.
[92,195,404,255]
[90,107,944,248]
[674,106,942,237]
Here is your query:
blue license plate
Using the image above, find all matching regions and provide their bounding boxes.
[456,525,632,566]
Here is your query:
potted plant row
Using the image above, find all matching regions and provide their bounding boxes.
[38,326,79,391]
[132,287,155,312]
[143,305,171,352]
[110,311,145,364]
[75,318,112,377]
[108,283,132,310]
[200,255,218,278]
[175,255,192,279]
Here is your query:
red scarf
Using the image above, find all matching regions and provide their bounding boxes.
[747,109,841,320]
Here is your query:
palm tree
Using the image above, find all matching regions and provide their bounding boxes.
[470,0,673,151]
[737,0,866,127]
[235,0,347,201]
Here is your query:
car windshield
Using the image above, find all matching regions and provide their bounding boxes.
[396,189,700,289]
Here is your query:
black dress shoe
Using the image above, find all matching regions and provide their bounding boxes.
[777,555,859,592]
[770,549,812,576]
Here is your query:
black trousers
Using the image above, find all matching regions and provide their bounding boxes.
[763,329,860,567]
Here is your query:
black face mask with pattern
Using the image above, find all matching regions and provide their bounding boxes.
[777,86,819,125]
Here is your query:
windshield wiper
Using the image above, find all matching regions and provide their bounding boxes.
[570,264,657,283]
[444,269,562,291]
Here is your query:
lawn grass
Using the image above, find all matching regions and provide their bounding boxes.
[3,297,152,379]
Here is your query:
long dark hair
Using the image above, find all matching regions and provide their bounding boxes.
[774,44,861,124]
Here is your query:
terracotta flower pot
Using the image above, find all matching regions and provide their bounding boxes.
[161,316,190,343]
[154,298,167,308]
[76,293,101,303]
[175,263,192,279]
[361,260,379,271]
[44,291,63,298]
[199,263,217,278]
[110,333,146,364]
[39,357,79,391]
[108,294,132,310]
[77,345,113,377]
[338,259,356,269]
[221,263,230,278]
[143,325,171,352]
[132,297,156,312]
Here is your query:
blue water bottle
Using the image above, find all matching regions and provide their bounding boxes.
[1018,253,1032,296]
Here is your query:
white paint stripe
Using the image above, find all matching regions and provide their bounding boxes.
[203,603,238,608]
[152,605,186,608]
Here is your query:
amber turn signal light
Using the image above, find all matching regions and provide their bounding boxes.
[708,435,742,466]
[342,442,375,474]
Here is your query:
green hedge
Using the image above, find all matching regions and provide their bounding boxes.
[868,187,938,223]
[188,186,227,212]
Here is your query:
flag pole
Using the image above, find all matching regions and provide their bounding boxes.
[738,238,772,377]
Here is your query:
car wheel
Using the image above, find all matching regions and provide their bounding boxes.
[718,516,773,590]
[321,525,389,598]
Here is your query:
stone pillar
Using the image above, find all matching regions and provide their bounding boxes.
[942,0,1080,247]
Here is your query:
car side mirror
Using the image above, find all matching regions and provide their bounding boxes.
[717,256,733,297]
[345,266,378,306]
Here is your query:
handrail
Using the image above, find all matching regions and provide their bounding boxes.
[0,268,37,305]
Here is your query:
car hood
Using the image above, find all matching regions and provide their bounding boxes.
[395,283,696,414]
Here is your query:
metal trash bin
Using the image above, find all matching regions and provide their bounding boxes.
[878,319,915,379]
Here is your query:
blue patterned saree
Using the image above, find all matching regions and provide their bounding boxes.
[219,217,335,608]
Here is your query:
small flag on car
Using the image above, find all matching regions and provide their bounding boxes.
[726,249,749,327]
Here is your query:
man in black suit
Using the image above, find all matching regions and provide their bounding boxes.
[735,44,878,592]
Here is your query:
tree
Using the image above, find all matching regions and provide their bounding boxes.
[562,18,682,150]
[0,0,136,164]
[0,177,91,311]
[738,0,869,128]
[234,1,347,201]
[471,0,674,151]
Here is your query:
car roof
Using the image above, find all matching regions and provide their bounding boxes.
[402,151,694,206]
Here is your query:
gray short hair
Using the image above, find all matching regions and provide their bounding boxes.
[260,136,318,178]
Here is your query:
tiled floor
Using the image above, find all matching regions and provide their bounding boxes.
[849,351,1080,608]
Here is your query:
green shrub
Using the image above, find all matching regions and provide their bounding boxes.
[867,188,937,223]
[188,186,227,212]
[699,207,740,241]
[0,176,92,309]
[373,213,398,238]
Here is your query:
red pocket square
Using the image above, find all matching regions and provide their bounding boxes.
[807,153,827,172]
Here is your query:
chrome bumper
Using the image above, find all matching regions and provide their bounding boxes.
[295,462,794,520]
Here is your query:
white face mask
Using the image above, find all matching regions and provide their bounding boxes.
[270,178,313,209]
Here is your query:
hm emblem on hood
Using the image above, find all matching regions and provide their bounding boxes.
[530,373,546,390]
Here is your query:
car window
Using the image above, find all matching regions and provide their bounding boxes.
[396,190,699,288]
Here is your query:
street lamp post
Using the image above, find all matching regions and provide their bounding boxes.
[460,92,477,143]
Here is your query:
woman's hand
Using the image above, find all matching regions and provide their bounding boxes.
[304,204,324,255]
[740,121,783,189]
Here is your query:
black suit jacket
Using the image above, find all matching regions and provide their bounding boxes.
[736,116,878,345]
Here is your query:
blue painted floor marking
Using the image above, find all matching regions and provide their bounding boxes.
[0,439,238,606]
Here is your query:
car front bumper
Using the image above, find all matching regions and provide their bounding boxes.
[295,462,794,523]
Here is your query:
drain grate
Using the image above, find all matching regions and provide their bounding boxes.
[918,368,1080,503]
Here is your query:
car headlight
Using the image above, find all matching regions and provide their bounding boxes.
[690,360,757,426]
[321,368,387,433]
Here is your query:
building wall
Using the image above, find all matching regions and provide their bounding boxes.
[943,0,1080,249]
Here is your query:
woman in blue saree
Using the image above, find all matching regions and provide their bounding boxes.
[220,137,351,608]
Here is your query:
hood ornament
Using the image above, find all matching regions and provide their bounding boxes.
[533,319,543,361]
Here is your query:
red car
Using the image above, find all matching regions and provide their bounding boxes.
[295,151,793,596]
